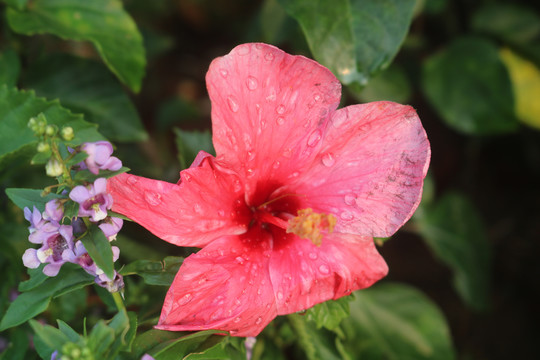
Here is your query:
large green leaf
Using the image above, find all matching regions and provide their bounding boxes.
[422,37,518,134]
[279,0,416,87]
[288,314,342,360]
[304,296,352,331]
[0,49,20,87]
[0,85,104,170]
[25,54,147,142]
[5,188,63,212]
[416,192,491,311]
[121,256,183,286]
[6,0,145,92]
[0,264,94,331]
[341,283,456,360]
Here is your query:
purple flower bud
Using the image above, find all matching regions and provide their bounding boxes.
[81,141,122,175]
[69,178,113,222]
[95,271,124,293]
[99,217,123,241]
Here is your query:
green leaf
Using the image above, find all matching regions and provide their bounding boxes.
[150,330,226,360]
[0,85,104,170]
[62,200,80,220]
[6,0,146,92]
[422,37,518,134]
[0,49,21,87]
[25,54,148,142]
[73,166,130,183]
[416,192,491,311]
[81,226,115,280]
[65,151,88,167]
[121,256,183,286]
[174,128,214,169]
[2,0,28,10]
[0,264,94,331]
[288,314,342,360]
[279,0,416,87]
[18,265,48,292]
[0,327,30,360]
[29,320,71,359]
[108,311,138,356]
[57,320,82,342]
[341,283,456,360]
[88,320,115,357]
[5,188,63,212]
[305,296,352,330]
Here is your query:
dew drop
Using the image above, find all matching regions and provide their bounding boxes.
[178,293,192,305]
[308,252,318,260]
[257,288,262,295]
[246,76,258,90]
[290,171,299,178]
[307,130,322,147]
[236,256,245,264]
[276,105,286,114]
[126,175,138,185]
[237,45,250,55]
[144,191,162,206]
[276,117,285,125]
[264,52,275,61]
[313,93,322,102]
[344,193,358,206]
[321,153,335,167]
[193,204,202,214]
[235,299,241,306]
[340,211,354,220]
[234,316,242,323]
[227,96,239,113]
[272,161,280,169]
[255,317,263,325]
[277,291,284,300]
[219,69,228,78]
[246,168,255,178]
[318,264,330,275]
[218,210,225,217]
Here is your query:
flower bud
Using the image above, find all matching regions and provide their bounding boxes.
[61,126,74,141]
[45,158,63,177]
[27,114,47,135]
[36,141,50,153]
[45,124,58,137]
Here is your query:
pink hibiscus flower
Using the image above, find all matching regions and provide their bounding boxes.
[108,43,430,336]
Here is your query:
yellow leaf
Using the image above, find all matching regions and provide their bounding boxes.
[499,48,540,130]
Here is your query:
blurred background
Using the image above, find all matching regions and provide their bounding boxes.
[1,0,540,359]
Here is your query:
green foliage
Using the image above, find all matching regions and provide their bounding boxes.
[5,188,62,212]
[341,283,456,360]
[0,264,94,331]
[416,192,491,311]
[0,50,21,87]
[174,128,214,169]
[24,54,148,142]
[304,295,352,330]
[82,226,115,280]
[6,0,146,92]
[279,0,416,89]
[422,37,518,134]
[0,85,104,170]
[121,256,183,286]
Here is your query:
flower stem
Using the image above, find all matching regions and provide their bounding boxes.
[112,290,125,311]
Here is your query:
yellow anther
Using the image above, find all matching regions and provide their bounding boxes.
[287,208,337,246]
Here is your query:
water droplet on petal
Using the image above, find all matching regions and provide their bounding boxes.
[257,288,262,295]
[193,204,202,214]
[344,193,358,205]
[282,148,292,158]
[219,69,228,78]
[265,52,274,61]
[246,76,258,90]
[319,264,330,274]
[277,291,284,300]
[126,175,138,185]
[340,211,354,220]
[227,96,239,113]
[308,252,318,260]
[237,45,250,55]
[321,153,335,167]
[144,191,162,206]
[276,117,285,125]
[255,317,263,325]
[313,93,322,102]
[276,105,286,114]
[234,316,242,323]
[236,256,245,264]
[218,210,225,217]
[307,130,322,147]
[272,161,280,169]
[246,168,255,178]
[178,293,192,305]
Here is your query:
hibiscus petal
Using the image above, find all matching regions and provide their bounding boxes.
[280,101,430,238]
[206,43,342,204]
[156,229,277,337]
[268,232,388,315]
[107,155,250,247]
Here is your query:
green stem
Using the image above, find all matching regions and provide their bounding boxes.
[112,291,125,312]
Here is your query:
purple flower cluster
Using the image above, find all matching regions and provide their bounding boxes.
[22,141,125,292]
